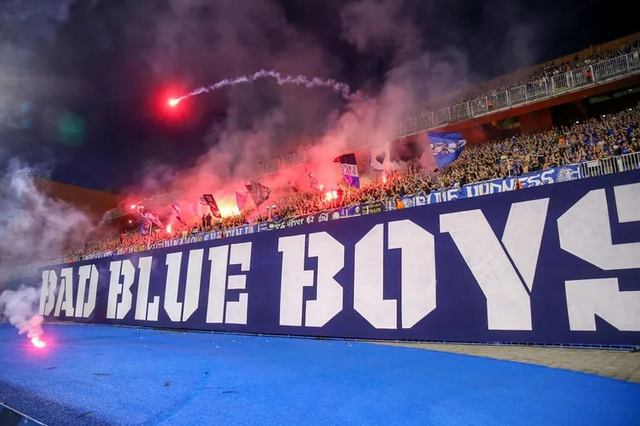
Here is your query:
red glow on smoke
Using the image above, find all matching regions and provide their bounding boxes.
[31,336,46,349]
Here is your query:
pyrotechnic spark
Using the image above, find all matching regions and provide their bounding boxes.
[325,191,338,202]
[170,70,356,105]
[31,336,46,348]
[219,203,240,218]
[166,224,173,234]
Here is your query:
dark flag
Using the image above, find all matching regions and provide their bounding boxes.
[202,194,222,218]
[333,153,360,188]
[246,180,271,207]
[170,202,187,226]
[307,171,320,190]
[139,221,150,236]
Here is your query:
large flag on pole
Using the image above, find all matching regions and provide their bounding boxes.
[370,146,387,171]
[333,153,360,188]
[202,194,221,218]
[428,132,466,169]
[246,180,271,207]
[136,206,163,228]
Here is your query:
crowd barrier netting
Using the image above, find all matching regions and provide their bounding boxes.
[38,170,640,346]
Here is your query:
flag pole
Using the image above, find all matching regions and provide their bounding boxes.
[147,222,152,249]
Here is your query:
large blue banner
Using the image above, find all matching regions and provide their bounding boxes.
[38,171,640,346]
[404,165,583,206]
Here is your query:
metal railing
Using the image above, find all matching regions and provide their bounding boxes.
[579,152,640,178]
[398,50,640,137]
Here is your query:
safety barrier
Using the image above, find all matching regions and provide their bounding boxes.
[579,152,640,177]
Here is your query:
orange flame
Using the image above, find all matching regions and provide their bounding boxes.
[218,199,240,218]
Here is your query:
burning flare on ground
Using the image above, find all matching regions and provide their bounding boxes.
[0,286,47,350]
[31,336,46,348]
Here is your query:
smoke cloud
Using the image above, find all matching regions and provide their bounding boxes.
[0,161,93,265]
[0,161,93,338]
[0,0,553,239]
[123,0,477,214]
[0,286,43,340]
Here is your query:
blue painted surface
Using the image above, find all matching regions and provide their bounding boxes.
[0,323,639,425]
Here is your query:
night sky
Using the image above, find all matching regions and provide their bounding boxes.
[0,0,637,192]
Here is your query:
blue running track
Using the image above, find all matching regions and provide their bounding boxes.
[0,323,638,425]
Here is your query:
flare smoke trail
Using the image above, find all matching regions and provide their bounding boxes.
[170,70,356,105]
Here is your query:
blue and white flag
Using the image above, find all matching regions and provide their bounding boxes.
[428,132,466,169]
[334,153,360,188]
[136,206,163,228]
[139,221,150,236]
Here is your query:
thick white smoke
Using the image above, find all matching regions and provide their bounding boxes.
[0,286,43,340]
[0,161,93,338]
[0,161,93,265]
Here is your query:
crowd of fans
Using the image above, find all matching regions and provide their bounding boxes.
[437,105,640,187]
[427,39,640,113]
[67,103,640,259]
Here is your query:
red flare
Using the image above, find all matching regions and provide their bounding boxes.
[31,336,46,349]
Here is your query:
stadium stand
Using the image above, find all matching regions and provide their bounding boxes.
[60,102,640,262]
[37,33,640,262]
[399,34,640,135]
